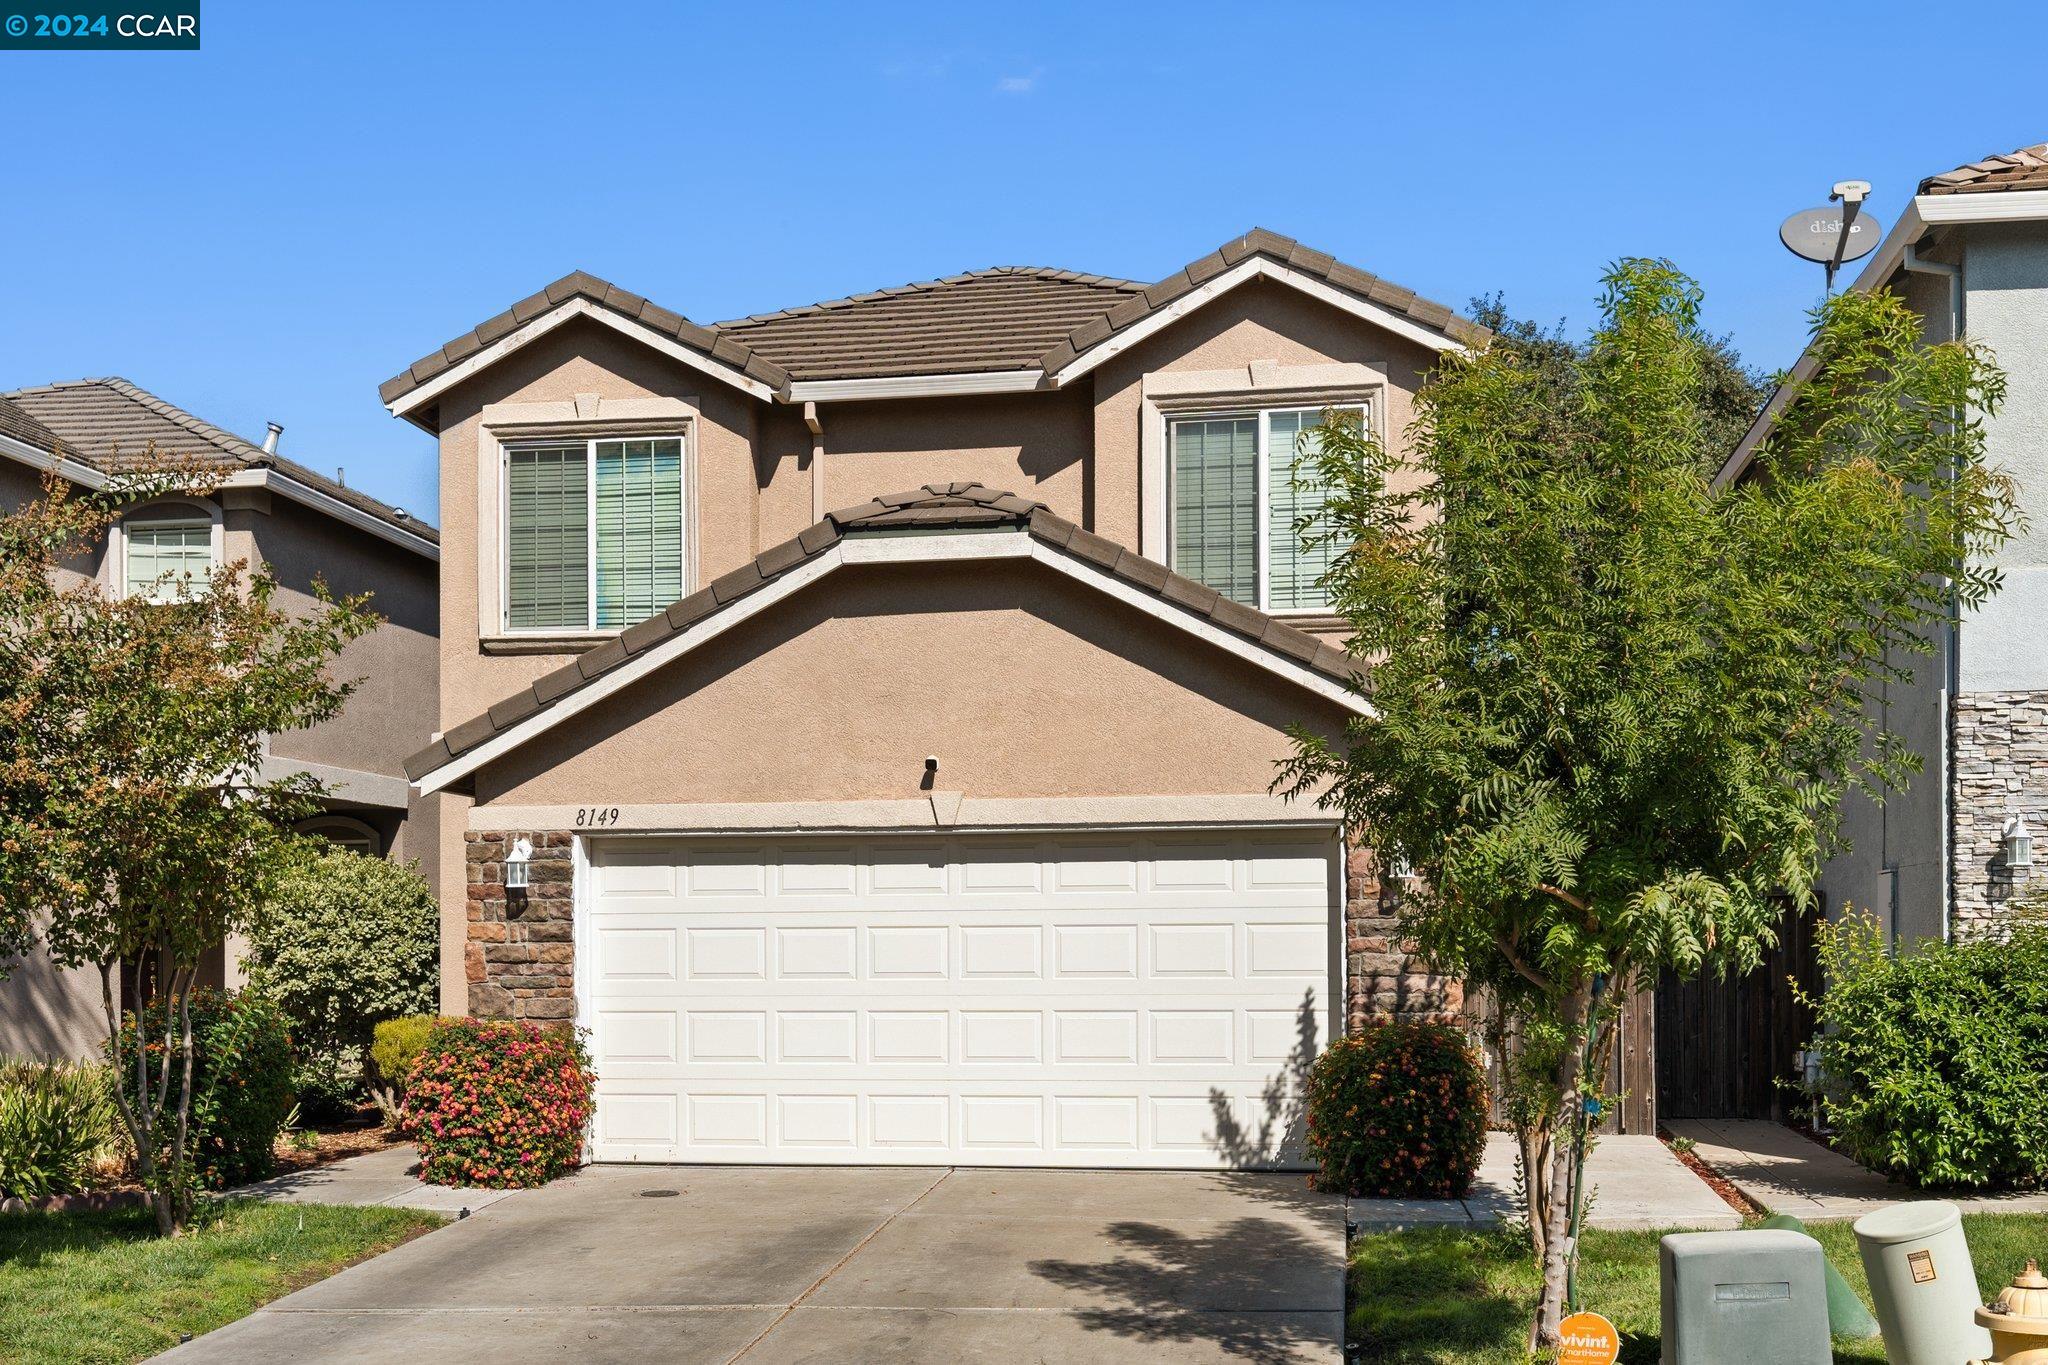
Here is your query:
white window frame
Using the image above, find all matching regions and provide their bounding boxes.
[113,497,225,602]
[1165,402,1367,615]
[499,433,689,636]
[296,814,383,857]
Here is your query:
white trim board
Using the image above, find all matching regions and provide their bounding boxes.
[413,528,1370,794]
[472,793,1336,833]
[1049,257,1470,389]
[785,370,1045,403]
[383,297,777,419]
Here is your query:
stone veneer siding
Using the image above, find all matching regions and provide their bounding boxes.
[465,830,575,1021]
[463,830,1461,1030]
[1344,841,1464,1029]
[1953,691,2048,935]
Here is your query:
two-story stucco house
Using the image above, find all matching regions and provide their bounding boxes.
[0,378,440,1057]
[1717,144,2048,951]
[394,230,1487,1169]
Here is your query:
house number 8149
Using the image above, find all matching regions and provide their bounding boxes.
[574,807,621,828]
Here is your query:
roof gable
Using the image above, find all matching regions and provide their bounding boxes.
[407,484,1367,792]
[378,271,790,418]
[1038,228,1489,380]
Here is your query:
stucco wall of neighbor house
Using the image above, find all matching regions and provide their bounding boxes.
[1811,253,1968,947]
[0,931,107,1059]
[0,457,107,587]
[471,557,1352,809]
[258,496,439,781]
[1959,225,2048,694]
[431,316,766,728]
[1946,226,2048,935]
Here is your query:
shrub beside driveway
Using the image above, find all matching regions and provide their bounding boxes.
[0,1200,439,1365]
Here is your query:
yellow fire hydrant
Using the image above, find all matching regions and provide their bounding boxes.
[1973,1260,2048,1364]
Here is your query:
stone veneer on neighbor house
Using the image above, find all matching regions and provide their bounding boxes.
[465,830,1461,1031]
[1952,691,2048,935]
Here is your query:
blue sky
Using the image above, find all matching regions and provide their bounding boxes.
[1,0,2038,521]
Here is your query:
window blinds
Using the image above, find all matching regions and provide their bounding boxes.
[506,445,589,630]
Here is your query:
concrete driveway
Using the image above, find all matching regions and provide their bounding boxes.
[159,1164,1345,1363]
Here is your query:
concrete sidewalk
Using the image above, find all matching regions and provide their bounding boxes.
[227,1144,521,1216]
[1349,1132,1741,1230]
[1669,1119,2048,1222]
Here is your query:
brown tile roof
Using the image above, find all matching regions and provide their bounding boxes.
[0,395,60,453]
[2,378,437,543]
[718,268,1146,381]
[1921,143,2048,195]
[377,270,792,409]
[1038,228,1491,374]
[405,484,1364,782]
[382,233,1483,414]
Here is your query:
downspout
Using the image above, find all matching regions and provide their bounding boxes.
[804,401,825,522]
[1901,242,1962,942]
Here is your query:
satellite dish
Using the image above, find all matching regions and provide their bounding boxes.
[1780,207,1884,265]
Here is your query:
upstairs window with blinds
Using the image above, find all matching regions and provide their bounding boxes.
[123,517,216,602]
[504,436,684,632]
[1169,404,1365,612]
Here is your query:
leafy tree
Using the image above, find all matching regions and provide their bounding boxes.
[0,467,376,1234]
[1280,261,2017,1345]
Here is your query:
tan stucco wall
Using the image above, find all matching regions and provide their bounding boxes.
[432,317,765,728]
[0,930,107,1060]
[803,391,1092,536]
[473,557,1350,809]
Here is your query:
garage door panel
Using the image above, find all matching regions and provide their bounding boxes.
[586,832,1335,1169]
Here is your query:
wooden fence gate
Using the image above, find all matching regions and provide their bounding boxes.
[1654,905,1822,1122]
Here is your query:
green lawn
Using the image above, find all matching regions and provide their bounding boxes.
[0,1200,442,1365]
[1350,1213,2048,1363]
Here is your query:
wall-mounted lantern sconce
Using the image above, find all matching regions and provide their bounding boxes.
[504,836,533,908]
[2004,814,2033,873]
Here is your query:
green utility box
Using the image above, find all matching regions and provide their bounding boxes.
[1659,1229,1832,1364]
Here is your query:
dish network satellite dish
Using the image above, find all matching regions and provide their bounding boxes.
[1780,180,1884,289]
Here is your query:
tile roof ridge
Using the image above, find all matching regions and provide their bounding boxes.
[716,265,1143,329]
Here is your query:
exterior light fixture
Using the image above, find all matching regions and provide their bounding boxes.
[2004,814,2034,872]
[505,836,534,890]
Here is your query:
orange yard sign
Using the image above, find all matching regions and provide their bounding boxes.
[1555,1311,1621,1365]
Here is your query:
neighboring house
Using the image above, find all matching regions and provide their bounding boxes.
[393,229,1488,1168]
[1719,142,2048,949]
[0,378,440,1057]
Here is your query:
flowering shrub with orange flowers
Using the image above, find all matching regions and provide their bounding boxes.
[111,986,295,1190]
[402,1018,595,1189]
[1303,1021,1488,1198]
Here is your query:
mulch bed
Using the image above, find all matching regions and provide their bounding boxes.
[1659,1128,1765,1218]
[270,1116,402,1176]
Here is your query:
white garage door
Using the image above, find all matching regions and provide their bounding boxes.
[581,830,1337,1168]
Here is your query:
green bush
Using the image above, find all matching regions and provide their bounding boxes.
[367,1014,451,1125]
[1804,909,2048,1189]
[244,846,439,1116]
[0,1059,121,1198]
[110,988,296,1190]
[403,1019,595,1188]
[1303,1021,1490,1198]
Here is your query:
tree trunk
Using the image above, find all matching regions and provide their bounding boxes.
[1517,1122,1554,1262]
[1533,985,1592,1348]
